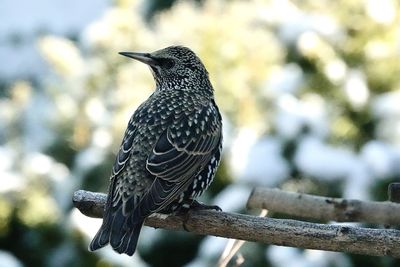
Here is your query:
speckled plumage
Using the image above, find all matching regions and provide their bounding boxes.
[89,46,223,256]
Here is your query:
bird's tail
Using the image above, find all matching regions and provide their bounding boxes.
[89,207,114,252]
[89,207,144,256]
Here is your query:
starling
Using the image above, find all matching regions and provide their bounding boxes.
[89,46,223,256]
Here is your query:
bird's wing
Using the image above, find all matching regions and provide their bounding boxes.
[89,118,137,250]
[107,118,139,215]
[137,104,222,215]
[111,120,137,179]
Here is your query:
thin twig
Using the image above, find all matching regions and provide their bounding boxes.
[218,209,268,267]
[73,190,400,258]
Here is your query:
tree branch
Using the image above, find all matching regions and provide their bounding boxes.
[73,190,400,258]
[246,187,400,225]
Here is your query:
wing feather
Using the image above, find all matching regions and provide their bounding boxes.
[111,121,136,178]
[141,104,222,215]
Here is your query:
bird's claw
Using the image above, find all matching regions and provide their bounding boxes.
[190,200,222,212]
[178,200,222,232]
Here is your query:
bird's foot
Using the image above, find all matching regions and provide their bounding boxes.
[189,200,222,212]
[175,200,222,215]
[176,200,222,232]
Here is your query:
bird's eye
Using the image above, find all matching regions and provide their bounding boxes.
[158,58,175,69]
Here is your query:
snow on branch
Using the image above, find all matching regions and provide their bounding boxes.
[247,187,400,225]
[73,189,400,258]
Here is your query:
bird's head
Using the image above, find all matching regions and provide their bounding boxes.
[119,46,212,92]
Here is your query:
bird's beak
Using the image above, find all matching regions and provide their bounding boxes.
[119,52,158,66]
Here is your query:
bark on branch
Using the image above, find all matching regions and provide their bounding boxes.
[247,187,400,225]
[73,190,400,258]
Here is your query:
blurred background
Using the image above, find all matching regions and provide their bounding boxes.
[1,0,400,266]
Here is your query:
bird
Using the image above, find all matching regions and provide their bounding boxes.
[89,46,223,256]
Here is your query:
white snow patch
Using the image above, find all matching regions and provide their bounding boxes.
[278,12,343,45]
[229,128,258,178]
[343,161,373,200]
[267,246,351,267]
[302,249,352,267]
[0,250,23,267]
[372,90,400,118]
[344,70,369,109]
[265,63,303,95]
[267,247,306,267]
[366,0,396,25]
[0,0,110,36]
[92,128,113,149]
[197,236,229,259]
[69,211,148,265]
[256,0,301,25]
[69,208,102,238]
[23,93,56,151]
[0,172,25,193]
[85,97,108,125]
[274,94,328,139]
[0,0,110,79]
[361,141,400,179]
[238,137,289,186]
[22,152,72,208]
[324,58,347,84]
[183,259,209,267]
[23,152,54,176]
[73,146,107,176]
[294,136,358,180]
[0,146,15,172]
[212,184,252,212]
[0,42,47,80]
[375,119,400,145]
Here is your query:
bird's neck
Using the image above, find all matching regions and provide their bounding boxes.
[156,77,214,97]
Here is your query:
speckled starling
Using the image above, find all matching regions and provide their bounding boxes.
[89,46,223,256]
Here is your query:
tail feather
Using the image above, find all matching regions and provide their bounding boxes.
[112,221,143,256]
[109,208,128,248]
[89,225,110,251]
[89,208,114,251]
[90,205,144,256]
[89,178,116,252]
[106,207,143,256]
